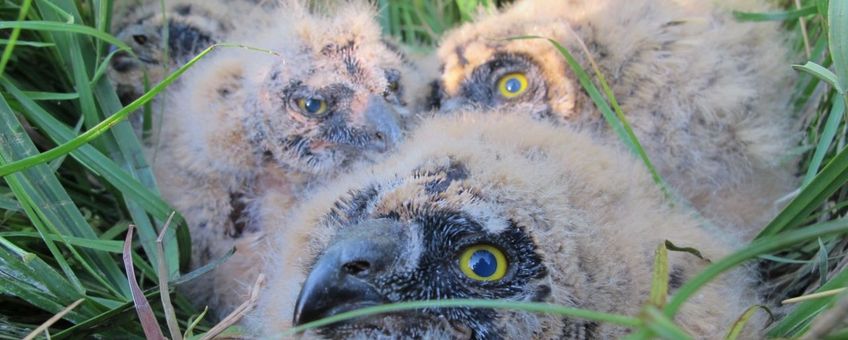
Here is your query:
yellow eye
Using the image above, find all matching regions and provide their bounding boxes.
[497,73,528,99]
[296,97,328,116]
[459,244,507,281]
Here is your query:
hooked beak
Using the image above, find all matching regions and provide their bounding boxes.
[292,219,404,326]
[362,95,403,153]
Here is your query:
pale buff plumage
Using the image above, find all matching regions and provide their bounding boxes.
[142,1,433,316]
[435,0,799,240]
[248,112,764,338]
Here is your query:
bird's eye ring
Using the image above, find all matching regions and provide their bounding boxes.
[295,97,329,117]
[459,244,507,281]
[497,72,528,99]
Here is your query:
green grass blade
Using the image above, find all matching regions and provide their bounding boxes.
[756,145,848,238]
[725,305,770,340]
[0,78,187,246]
[0,21,131,54]
[284,299,642,336]
[803,94,845,186]
[0,43,218,177]
[829,0,847,93]
[732,5,817,22]
[0,93,129,298]
[0,231,122,253]
[665,218,848,318]
[793,62,843,94]
[768,268,848,337]
[0,39,54,48]
[649,242,669,308]
[0,237,105,324]
[0,0,33,76]
[20,91,79,101]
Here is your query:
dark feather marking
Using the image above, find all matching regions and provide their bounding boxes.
[174,4,192,16]
[558,319,599,339]
[455,45,469,67]
[424,159,469,194]
[226,192,248,238]
[669,266,685,291]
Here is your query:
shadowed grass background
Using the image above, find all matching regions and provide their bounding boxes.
[0,0,847,339]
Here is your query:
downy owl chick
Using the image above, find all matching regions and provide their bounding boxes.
[152,1,431,315]
[248,112,764,338]
[435,0,798,239]
[109,0,272,105]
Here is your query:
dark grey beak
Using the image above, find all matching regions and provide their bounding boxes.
[292,219,405,326]
[363,95,403,153]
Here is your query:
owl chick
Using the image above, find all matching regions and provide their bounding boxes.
[151,1,431,315]
[435,0,798,239]
[108,0,268,105]
[248,112,763,338]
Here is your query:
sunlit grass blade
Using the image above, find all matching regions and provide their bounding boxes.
[756,146,848,238]
[732,5,816,22]
[0,237,105,324]
[829,0,847,93]
[284,299,642,336]
[666,218,848,318]
[0,21,131,54]
[0,93,128,297]
[1,78,190,266]
[724,305,770,340]
[0,43,225,177]
[802,95,845,186]
[0,231,123,252]
[649,242,669,308]
[0,0,33,76]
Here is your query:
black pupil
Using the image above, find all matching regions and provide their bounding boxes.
[304,98,323,113]
[132,34,147,45]
[505,78,522,93]
[469,250,497,278]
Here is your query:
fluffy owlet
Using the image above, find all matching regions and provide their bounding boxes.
[108,0,275,105]
[434,0,798,239]
[146,1,432,315]
[248,112,763,338]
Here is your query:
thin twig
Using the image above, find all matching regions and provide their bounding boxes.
[782,288,846,304]
[199,274,267,340]
[795,0,811,59]
[801,291,848,339]
[23,299,84,340]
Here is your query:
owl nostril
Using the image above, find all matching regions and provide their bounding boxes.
[374,131,385,141]
[342,260,371,276]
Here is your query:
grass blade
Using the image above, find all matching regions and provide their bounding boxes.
[666,218,848,318]
[22,299,84,340]
[649,242,669,308]
[122,224,165,340]
[725,305,771,340]
[732,6,817,22]
[829,0,847,93]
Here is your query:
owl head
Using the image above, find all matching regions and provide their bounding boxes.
[238,1,421,175]
[163,1,425,178]
[109,1,235,105]
[249,112,761,338]
[434,0,590,122]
